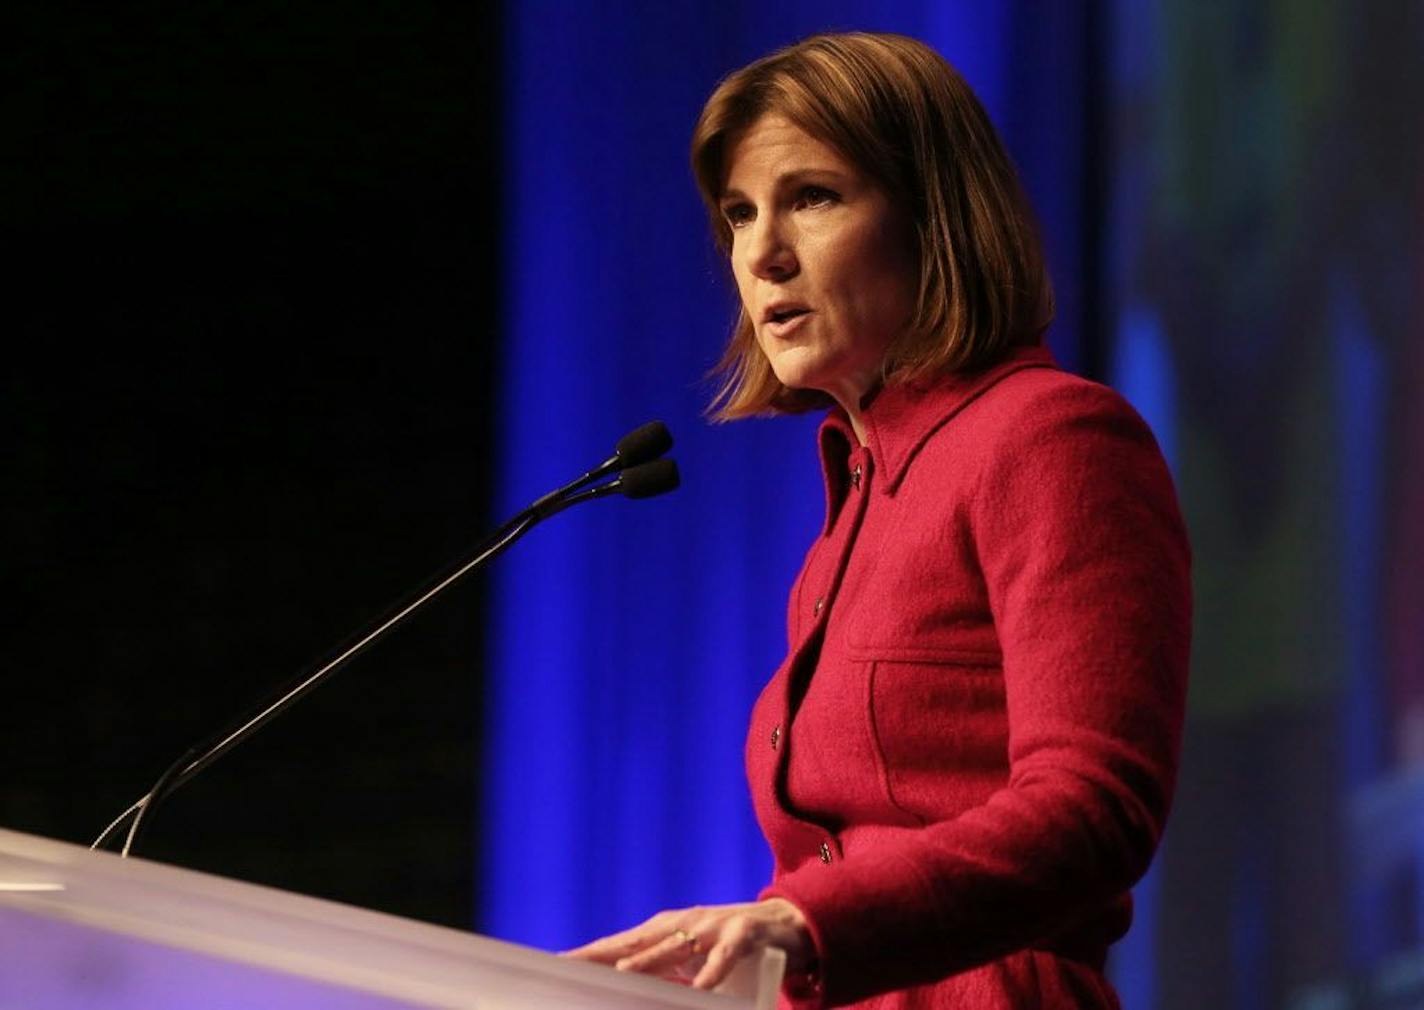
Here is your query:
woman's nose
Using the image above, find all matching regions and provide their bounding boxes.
[746,217,797,280]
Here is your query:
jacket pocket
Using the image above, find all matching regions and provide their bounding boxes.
[865,658,1010,825]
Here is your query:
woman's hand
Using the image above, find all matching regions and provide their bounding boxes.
[562,898,813,991]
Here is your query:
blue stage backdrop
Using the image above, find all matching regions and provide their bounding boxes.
[483,0,1099,953]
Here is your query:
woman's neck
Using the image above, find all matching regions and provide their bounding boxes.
[826,377,880,446]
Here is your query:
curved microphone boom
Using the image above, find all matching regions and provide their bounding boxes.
[93,421,679,856]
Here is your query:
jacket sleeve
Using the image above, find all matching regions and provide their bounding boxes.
[760,379,1192,1007]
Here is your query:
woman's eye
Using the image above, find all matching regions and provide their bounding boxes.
[723,204,754,227]
[799,186,837,208]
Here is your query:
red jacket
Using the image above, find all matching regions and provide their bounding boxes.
[747,345,1192,1009]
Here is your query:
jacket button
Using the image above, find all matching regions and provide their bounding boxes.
[818,842,833,864]
[813,595,824,616]
[770,724,781,749]
[850,464,862,489]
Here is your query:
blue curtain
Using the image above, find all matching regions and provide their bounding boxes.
[482,0,1099,954]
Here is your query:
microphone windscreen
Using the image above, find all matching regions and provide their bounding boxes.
[615,421,673,466]
[619,458,680,499]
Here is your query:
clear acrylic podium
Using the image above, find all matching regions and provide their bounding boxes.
[0,828,785,1010]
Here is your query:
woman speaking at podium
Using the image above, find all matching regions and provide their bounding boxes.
[568,32,1190,1010]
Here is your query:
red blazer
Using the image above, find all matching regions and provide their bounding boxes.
[747,344,1192,1009]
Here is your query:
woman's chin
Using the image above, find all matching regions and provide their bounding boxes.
[768,352,834,397]
[769,359,867,409]
[774,372,815,393]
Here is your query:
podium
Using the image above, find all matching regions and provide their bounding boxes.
[0,828,785,1009]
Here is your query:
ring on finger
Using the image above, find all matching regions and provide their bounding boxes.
[671,928,703,955]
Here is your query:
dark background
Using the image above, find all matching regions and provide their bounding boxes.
[3,3,497,929]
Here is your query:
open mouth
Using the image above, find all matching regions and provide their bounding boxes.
[767,307,810,324]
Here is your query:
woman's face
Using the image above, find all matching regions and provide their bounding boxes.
[721,114,918,409]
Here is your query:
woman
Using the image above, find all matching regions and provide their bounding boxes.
[567,32,1190,1010]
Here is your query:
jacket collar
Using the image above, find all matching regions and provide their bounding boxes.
[819,343,1059,495]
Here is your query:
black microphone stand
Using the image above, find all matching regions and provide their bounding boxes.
[93,423,678,857]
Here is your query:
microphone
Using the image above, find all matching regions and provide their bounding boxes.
[524,420,672,520]
[614,420,674,467]
[93,421,679,857]
[532,458,681,519]
[619,458,680,498]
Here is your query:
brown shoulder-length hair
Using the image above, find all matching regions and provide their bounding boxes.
[692,32,1054,419]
